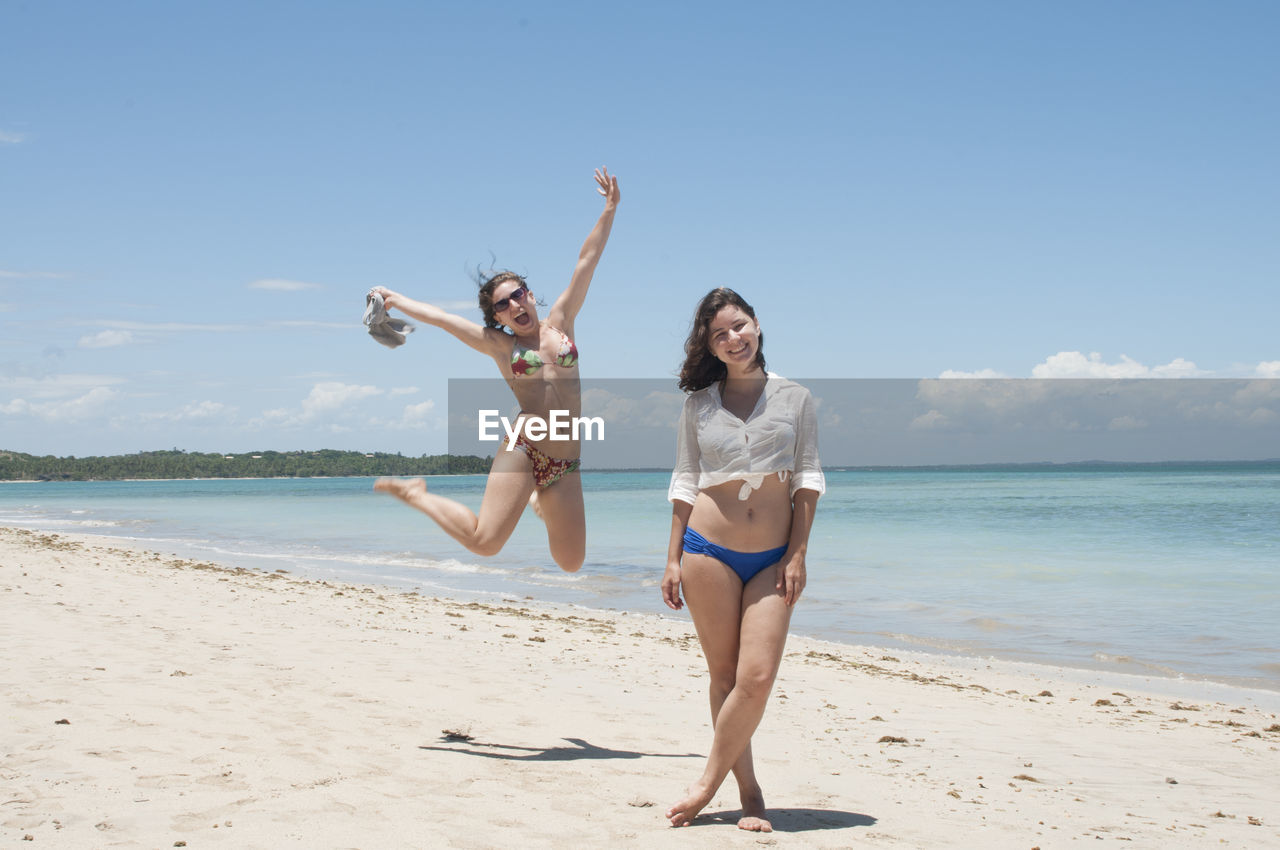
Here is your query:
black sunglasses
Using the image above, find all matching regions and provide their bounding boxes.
[492,286,529,314]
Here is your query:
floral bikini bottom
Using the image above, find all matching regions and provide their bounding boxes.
[505,432,581,489]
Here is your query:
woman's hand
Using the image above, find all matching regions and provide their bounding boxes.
[595,166,620,208]
[661,561,683,611]
[370,285,399,310]
[776,550,807,606]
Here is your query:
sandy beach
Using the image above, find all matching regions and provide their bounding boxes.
[3,525,1278,849]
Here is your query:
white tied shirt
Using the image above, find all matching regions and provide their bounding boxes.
[668,374,825,504]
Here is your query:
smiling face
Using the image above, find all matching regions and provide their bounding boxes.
[678,287,767,392]
[492,278,536,333]
[707,305,762,374]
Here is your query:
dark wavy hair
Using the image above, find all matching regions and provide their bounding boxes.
[475,270,530,331]
[678,287,766,392]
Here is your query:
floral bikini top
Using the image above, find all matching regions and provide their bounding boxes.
[510,326,579,376]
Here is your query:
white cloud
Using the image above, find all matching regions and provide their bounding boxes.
[171,401,232,422]
[912,375,1280,442]
[1107,415,1147,431]
[249,278,323,291]
[909,409,952,430]
[0,130,26,144]
[1,387,118,422]
[258,382,384,428]
[938,353,1206,380]
[79,330,135,348]
[1244,407,1280,427]
[938,368,1008,379]
[917,378,1054,419]
[402,400,435,419]
[1176,393,1280,428]
[1032,352,1146,378]
[384,399,439,430]
[1031,351,1202,379]
[578,388,685,429]
[391,386,420,396]
[300,382,382,417]
[0,373,127,399]
[1257,361,1280,379]
[1232,381,1280,405]
[1149,358,1202,378]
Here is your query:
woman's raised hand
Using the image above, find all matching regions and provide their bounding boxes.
[595,167,620,207]
[369,285,398,306]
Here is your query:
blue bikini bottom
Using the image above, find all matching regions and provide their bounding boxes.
[682,527,788,584]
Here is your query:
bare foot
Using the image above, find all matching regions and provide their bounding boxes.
[527,489,545,521]
[737,788,772,832]
[374,477,426,505]
[666,782,714,828]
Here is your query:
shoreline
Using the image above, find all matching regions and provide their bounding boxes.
[4,525,1279,847]
[4,518,1279,700]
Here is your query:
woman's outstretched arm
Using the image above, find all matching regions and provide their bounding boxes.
[549,167,620,328]
[370,286,502,357]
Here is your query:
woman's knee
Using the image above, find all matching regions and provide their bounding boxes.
[554,552,584,573]
[707,663,737,696]
[709,675,736,701]
[468,532,507,558]
[733,664,779,701]
[549,537,585,573]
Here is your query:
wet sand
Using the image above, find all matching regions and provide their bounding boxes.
[3,525,1278,848]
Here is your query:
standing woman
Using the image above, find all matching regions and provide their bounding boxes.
[372,168,619,573]
[661,287,824,831]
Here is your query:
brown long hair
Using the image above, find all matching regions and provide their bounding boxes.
[678,288,766,392]
[475,270,528,330]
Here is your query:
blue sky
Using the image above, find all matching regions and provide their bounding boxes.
[2,1,1277,457]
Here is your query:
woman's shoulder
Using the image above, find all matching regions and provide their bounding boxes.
[484,325,515,343]
[764,376,818,423]
[681,384,716,409]
[481,326,518,363]
[764,373,812,400]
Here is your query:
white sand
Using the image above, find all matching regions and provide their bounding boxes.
[3,525,1278,848]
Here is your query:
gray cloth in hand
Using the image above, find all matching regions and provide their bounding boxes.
[363,290,415,349]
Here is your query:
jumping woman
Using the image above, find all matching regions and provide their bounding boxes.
[372,168,620,572]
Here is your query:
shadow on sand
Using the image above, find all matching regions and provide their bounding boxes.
[680,807,876,832]
[420,735,700,762]
[423,736,874,833]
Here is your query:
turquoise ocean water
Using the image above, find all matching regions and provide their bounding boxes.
[2,464,1277,692]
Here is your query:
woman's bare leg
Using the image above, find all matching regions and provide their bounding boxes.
[530,469,585,572]
[374,449,534,556]
[693,572,765,823]
[667,552,742,826]
[719,570,791,831]
[667,559,791,828]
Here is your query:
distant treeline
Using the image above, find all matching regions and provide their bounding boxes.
[0,449,493,481]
